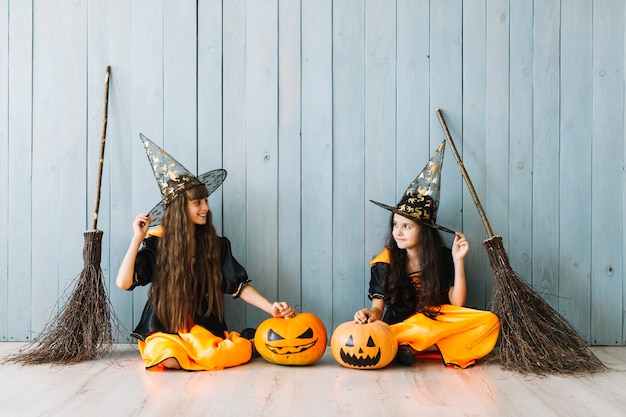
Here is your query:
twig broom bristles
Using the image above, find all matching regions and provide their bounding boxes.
[435,108,605,374]
[6,66,117,364]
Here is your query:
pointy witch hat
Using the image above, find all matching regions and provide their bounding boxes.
[370,140,454,234]
[140,133,226,227]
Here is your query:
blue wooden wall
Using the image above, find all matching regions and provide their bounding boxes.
[0,0,624,346]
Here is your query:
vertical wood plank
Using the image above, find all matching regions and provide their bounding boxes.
[620,14,626,346]
[244,0,279,327]
[222,0,248,331]
[31,0,87,335]
[591,0,624,345]
[397,0,430,188]
[397,0,440,305]
[90,0,134,341]
[7,0,32,341]
[364,0,396,280]
[430,0,467,306]
[332,0,365,325]
[163,0,197,164]
[532,0,560,308]
[129,0,165,329]
[198,0,224,233]
[30,0,58,336]
[461,0,488,309]
[484,0,510,306]
[508,0,534,295]
[559,0,593,341]
[197,0,227,333]
[429,0,462,239]
[57,0,88,304]
[301,0,333,328]
[0,0,8,340]
[620,8,626,346]
[277,0,302,309]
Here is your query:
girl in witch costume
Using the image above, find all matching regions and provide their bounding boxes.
[353,141,500,369]
[116,134,295,371]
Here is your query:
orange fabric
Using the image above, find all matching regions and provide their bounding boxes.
[138,324,252,371]
[147,225,164,238]
[390,304,500,368]
[370,249,391,265]
[139,227,253,370]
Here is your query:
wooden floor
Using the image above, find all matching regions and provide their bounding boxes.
[1,343,625,417]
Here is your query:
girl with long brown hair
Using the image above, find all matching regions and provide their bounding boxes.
[353,141,500,368]
[116,135,294,370]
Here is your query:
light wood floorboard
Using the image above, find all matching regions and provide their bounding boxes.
[1,343,624,417]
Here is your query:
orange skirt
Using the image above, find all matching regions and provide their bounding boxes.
[138,324,252,371]
[390,304,500,368]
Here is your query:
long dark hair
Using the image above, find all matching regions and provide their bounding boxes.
[385,213,448,317]
[149,184,224,333]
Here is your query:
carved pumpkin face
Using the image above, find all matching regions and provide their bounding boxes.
[330,321,398,369]
[254,312,327,365]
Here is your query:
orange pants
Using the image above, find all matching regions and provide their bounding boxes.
[138,324,252,371]
[391,304,500,368]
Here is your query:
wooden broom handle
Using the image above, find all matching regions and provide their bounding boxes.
[435,108,495,238]
[92,66,111,230]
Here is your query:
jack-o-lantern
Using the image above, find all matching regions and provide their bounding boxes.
[254,312,327,365]
[330,321,398,369]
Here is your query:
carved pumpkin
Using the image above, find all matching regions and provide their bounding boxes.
[330,321,398,369]
[254,312,327,365]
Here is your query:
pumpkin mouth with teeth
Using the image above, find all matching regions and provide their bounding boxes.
[339,335,381,367]
[331,321,398,369]
[263,328,318,355]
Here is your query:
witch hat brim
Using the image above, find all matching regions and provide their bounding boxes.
[140,133,227,227]
[146,168,227,227]
[370,199,455,234]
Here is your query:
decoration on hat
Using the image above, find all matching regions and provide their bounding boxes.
[370,140,454,234]
[140,133,226,227]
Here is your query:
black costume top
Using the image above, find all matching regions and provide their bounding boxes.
[127,235,249,340]
[368,246,455,324]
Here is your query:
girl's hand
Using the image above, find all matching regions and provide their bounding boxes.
[271,302,296,319]
[133,214,151,239]
[354,308,381,324]
[452,232,469,261]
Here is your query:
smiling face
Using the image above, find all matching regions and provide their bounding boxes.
[186,196,209,225]
[392,213,421,251]
[185,185,210,226]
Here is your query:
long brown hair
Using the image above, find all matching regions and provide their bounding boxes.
[149,185,224,333]
[385,214,448,318]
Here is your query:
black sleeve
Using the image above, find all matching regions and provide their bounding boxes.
[127,236,159,291]
[219,237,250,296]
[368,262,389,301]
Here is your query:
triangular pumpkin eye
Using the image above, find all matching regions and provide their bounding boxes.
[297,328,313,339]
[267,328,284,341]
[346,335,354,347]
[367,336,376,347]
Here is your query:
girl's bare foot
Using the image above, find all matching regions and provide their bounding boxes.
[161,358,181,369]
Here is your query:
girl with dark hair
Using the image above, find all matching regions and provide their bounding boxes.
[354,141,500,368]
[116,135,294,371]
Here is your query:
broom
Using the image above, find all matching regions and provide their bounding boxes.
[7,66,116,364]
[435,107,605,374]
